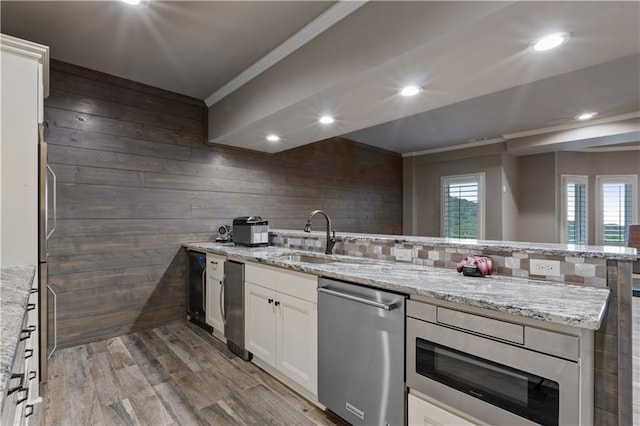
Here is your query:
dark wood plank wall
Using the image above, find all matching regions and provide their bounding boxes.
[593,260,633,425]
[46,61,402,348]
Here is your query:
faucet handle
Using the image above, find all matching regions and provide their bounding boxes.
[326,237,336,255]
[303,222,312,233]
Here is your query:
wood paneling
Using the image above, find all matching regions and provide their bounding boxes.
[46,60,402,348]
[593,260,634,425]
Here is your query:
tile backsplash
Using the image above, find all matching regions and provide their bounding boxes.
[269,234,608,287]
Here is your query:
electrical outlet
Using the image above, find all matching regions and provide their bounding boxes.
[530,259,561,276]
[394,248,413,262]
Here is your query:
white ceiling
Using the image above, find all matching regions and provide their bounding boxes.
[2,1,639,154]
[0,1,335,99]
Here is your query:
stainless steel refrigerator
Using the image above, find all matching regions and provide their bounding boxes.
[38,124,56,381]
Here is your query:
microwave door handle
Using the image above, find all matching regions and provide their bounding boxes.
[46,164,57,240]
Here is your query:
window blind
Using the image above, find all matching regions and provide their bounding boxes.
[443,181,479,238]
[601,182,633,244]
[566,182,587,244]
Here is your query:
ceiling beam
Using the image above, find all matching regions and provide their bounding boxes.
[204,0,367,107]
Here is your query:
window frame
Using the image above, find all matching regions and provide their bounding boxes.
[560,175,588,245]
[595,174,638,246]
[440,173,485,240]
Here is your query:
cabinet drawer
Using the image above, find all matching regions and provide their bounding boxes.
[245,262,276,289]
[275,269,317,303]
[206,253,226,279]
[408,393,478,426]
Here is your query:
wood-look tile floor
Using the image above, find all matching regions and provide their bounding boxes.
[34,321,343,426]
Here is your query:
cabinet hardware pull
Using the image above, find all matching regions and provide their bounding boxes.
[25,404,34,417]
[20,325,36,341]
[27,303,36,311]
[28,371,37,381]
[16,387,29,404]
[25,349,33,359]
[210,261,218,264]
[30,288,38,294]
[274,301,280,306]
[8,374,25,394]
[268,298,273,304]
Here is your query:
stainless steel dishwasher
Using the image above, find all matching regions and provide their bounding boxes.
[318,277,406,426]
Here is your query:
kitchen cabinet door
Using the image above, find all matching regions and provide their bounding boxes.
[245,282,276,366]
[275,292,317,395]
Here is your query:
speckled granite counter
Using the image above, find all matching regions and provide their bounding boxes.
[0,265,36,411]
[183,242,610,330]
[271,229,638,261]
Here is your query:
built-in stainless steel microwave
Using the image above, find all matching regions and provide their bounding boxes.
[406,300,591,426]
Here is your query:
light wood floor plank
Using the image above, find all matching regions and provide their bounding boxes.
[101,398,140,426]
[244,382,316,426]
[130,394,174,426]
[154,326,204,371]
[64,346,105,425]
[105,337,135,370]
[154,381,208,426]
[87,350,123,406]
[41,351,70,426]
[165,320,208,347]
[121,333,171,386]
[115,364,156,400]
[199,400,248,426]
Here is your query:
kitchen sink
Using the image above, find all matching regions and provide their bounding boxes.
[278,253,338,264]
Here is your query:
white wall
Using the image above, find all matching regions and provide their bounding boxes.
[556,149,640,245]
[403,143,506,239]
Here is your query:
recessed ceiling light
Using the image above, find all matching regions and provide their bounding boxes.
[531,32,571,51]
[121,0,141,4]
[575,112,597,121]
[319,115,335,124]
[266,134,280,142]
[400,85,422,97]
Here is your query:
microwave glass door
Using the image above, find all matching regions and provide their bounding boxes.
[415,338,559,426]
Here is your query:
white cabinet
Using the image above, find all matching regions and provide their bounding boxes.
[0,34,48,267]
[275,291,317,393]
[245,282,277,364]
[244,262,318,396]
[205,253,225,335]
[408,393,478,426]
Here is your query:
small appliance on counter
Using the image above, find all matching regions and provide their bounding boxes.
[216,224,233,242]
[232,216,269,247]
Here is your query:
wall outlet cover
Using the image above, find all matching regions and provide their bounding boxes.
[530,259,561,277]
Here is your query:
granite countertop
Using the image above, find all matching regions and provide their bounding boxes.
[0,265,36,410]
[271,229,638,261]
[184,242,610,330]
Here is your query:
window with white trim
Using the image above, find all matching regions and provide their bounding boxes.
[441,173,485,239]
[595,175,638,245]
[561,175,588,244]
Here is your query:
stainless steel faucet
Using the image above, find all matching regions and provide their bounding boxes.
[304,210,336,254]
